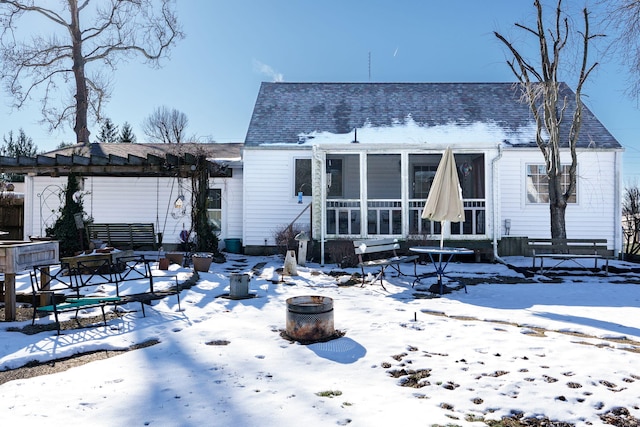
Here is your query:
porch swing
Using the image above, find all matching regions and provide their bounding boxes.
[157,174,191,267]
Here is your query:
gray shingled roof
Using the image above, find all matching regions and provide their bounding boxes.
[245,82,620,149]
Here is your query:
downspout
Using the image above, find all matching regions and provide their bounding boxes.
[312,145,326,266]
[492,143,507,265]
[614,150,623,259]
[25,174,35,239]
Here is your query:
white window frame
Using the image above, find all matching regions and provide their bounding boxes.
[525,163,577,204]
[206,188,223,232]
[294,157,312,199]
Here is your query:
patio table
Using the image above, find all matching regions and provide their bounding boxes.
[409,246,474,294]
[61,249,134,270]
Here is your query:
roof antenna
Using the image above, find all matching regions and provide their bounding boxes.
[368,51,371,81]
[352,128,359,143]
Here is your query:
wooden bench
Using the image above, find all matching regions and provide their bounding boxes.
[30,256,181,334]
[86,223,159,250]
[34,294,122,334]
[354,239,418,289]
[528,238,611,274]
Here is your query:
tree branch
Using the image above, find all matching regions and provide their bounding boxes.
[0,0,183,143]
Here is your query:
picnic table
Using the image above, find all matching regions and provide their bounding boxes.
[61,249,134,271]
[528,238,610,274]
[31,253,181,333]
[410,246,474,294]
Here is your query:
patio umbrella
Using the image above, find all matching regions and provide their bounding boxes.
[421,147,465,248]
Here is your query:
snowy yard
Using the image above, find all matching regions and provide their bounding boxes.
[1,254,639,426]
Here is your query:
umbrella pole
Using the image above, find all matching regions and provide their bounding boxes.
[438,221,446,294]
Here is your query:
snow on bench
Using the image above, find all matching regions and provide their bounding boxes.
[353,238,418,289]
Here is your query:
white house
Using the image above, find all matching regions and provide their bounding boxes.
[241,82,623,260]
[2,82,623,261]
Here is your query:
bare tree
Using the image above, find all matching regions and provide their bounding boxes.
[495,0,602,239]
[599,0,640,98]
[623,182,640,256]
[142,105,188,143]
[0,0,183,144]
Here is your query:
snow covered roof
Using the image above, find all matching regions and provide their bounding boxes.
[245,82,621,149]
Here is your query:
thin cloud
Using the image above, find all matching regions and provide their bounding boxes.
[253,59,284,82]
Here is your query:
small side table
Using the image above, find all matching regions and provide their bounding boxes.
[409,246,474,294]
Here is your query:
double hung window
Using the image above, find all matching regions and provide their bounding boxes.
[526,164,576,203]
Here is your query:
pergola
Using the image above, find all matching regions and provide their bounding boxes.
[0,142,241,177]
[0,142,242,321]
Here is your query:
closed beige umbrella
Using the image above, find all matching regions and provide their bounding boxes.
[421,147,465,246]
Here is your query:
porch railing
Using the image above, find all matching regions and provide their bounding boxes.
[326,200,361,235]
[326,198,486,237]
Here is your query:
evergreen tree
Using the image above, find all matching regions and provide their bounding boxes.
[1,129,37,181]
[56,141,74,149]
[96,118,118,143]
[1,128,37,157]
[45,174,88,257]
[119,122,137,143]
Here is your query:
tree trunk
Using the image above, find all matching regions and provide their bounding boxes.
[69,0,90,144]
[549,173,567,239]
[549,204,567,239]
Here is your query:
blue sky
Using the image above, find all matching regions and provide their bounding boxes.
[2,1,639,181]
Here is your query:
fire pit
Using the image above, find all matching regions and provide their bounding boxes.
[286,295,335,342]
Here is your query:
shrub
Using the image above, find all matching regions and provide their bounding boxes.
[273,225,303,255]
[326,239,358,268]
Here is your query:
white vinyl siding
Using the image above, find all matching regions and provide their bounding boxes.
[212,168,243,242]
[498,149,618,246]
[243,148,312,246]
[25,172,242,247]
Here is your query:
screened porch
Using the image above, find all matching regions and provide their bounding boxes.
[321,152,486,239]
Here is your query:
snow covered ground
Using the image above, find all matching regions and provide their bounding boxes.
[1,253,639,426]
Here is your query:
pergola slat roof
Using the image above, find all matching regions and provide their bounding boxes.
[0,142,243,177]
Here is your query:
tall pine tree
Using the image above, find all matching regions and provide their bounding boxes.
[96,118,118,143]
[1,129,37,181]
[119,122,137,143]
[1,128,37,157]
